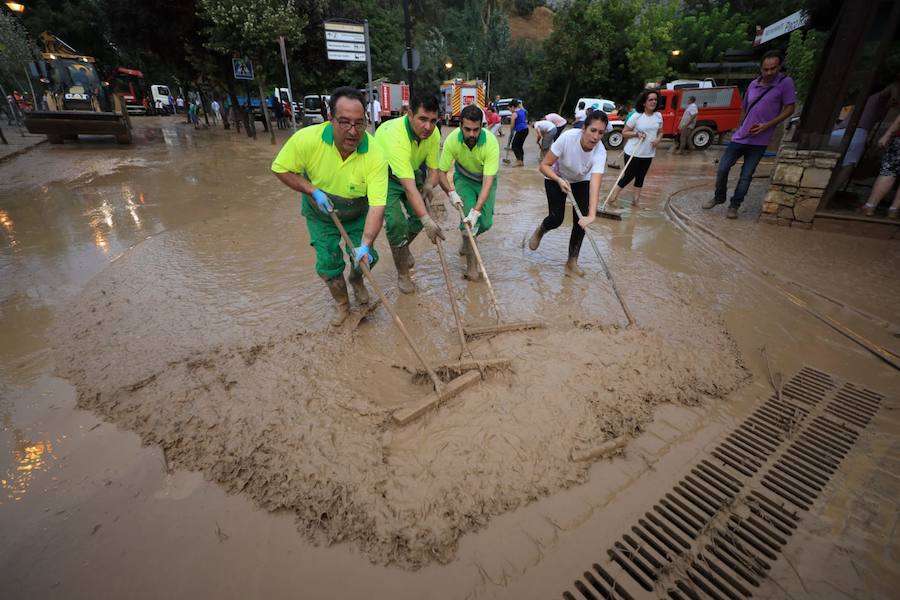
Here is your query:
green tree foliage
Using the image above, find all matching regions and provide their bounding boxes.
[513,0,544,16]
[20,0,114,64]
[197,0,306,59]
[197,0,307,139]
[0,9,36,86]
[683,0,805,40]
[625,0,678,88]
[671,5,750,67]
[785,28,824,106]
[534,0,678,113]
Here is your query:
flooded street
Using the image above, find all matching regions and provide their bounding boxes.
[1,117,898,599]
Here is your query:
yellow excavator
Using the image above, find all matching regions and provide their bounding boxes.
[24,32,132,144]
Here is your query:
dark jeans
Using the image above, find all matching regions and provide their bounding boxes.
[542,179,590,258]
[511,128,528,161]
[715,142,767,207]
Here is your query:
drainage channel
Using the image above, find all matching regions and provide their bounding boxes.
[560,366,885,600]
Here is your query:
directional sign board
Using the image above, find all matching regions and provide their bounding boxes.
[324,21,367,63]
[232,57,254,80]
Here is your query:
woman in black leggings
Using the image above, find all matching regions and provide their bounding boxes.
[608,89,663,208]
[527,111,609,276]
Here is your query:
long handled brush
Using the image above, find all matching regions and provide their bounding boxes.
[594,151,639,221]
[327,211,481,425]
[425,196,510,379]
[568,196,636,327]
[454,203,545,337]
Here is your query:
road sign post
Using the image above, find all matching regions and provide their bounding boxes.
[324,20,375,132]
[278,36,297,131]
[232,58,254,81]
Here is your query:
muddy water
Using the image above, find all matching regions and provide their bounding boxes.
[2,119,898,598]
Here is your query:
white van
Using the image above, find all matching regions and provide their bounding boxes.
[572,97,617,117]
[302,94,330,125]
[150,84,172,114]
[665,79,716,90]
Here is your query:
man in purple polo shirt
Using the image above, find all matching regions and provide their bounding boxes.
[703,51,796,219]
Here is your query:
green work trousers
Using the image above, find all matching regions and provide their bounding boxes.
[304,209,379,279]
[384,174,425,248]
[455,171,496,235]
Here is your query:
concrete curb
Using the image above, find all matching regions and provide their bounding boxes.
[0,137,47,164]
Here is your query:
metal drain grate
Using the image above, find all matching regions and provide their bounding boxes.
[561,366,885,600]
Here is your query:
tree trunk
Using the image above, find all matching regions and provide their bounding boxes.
[558,79,571,115]
[198,89,211,127]
[257,79,275,145]
[0,124,7,145]
[221,57,253,138]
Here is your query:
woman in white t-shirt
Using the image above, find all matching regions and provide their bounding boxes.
[608,89,663,208]
[527,111,608,276]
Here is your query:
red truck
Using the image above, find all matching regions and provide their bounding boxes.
[605,86,742,151]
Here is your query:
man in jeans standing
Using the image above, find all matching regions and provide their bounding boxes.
[703,51,796,219]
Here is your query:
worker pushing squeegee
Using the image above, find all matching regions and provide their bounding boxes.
[435,104,500,282]
[437,104,544,338]
[525,110,620,276]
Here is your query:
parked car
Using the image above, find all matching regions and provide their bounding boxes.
[302,94,330,126]
[492,97,513,123]
[604,86,741,151]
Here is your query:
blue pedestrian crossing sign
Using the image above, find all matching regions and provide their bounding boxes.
[233,58,254,80]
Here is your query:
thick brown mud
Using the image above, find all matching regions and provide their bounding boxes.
[52,214,746,566]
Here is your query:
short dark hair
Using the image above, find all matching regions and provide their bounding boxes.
[410,94,440,114]
[509,99,520,108]
[329,86,366,115]
[577,101,585,109]
[584,110,608,128]
[460,104,483,124]
[687,95,696,102]
[634,89,660,113]
[761,50,783,65]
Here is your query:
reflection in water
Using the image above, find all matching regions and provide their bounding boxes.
[1,415,57,502]
[123,186,142,228]
[93,229,109,252]
[0,209,17,250]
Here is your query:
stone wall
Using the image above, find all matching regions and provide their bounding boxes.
[760,141,840,228]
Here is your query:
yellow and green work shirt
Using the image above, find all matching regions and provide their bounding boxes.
[271,122,388,208]
[438,127,500,179]
[375,114,440,180]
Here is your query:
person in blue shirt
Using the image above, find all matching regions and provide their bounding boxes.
[507,99,529,167]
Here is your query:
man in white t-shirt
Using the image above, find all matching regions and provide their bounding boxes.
[527,111,608,276]
[533,119,558,159]
[675,95,698,154]
[371,95,382,129]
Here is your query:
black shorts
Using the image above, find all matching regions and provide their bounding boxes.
[618,154,654,188]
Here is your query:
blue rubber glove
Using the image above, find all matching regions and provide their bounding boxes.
[311,188,332,213]
[353,244,373,265]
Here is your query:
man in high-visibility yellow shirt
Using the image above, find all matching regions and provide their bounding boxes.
[437,104,500,281]
[271,87,388,327]
[375,95,445,294]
